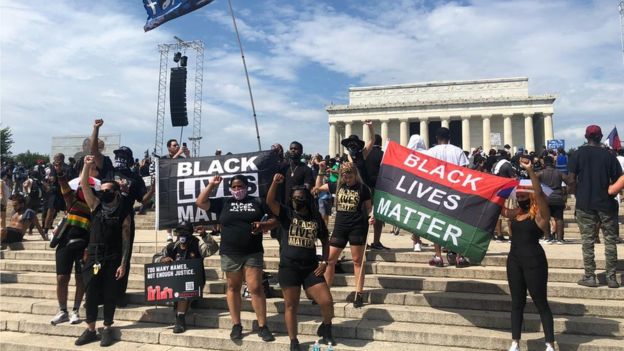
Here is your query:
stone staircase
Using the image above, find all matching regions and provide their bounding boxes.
[1,198,623,350]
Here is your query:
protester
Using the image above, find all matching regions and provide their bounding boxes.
[281,141,314,203]
[196,174,277,341]
[0,194,46,243]
[568,125,622,288]
[556,147,568,175]
[163,139,190,159]
[425,127,470,267]
[50,162,97,326]
[406,134,427,251]
[503,157,555,351]
[538,156,568,244]
[75,155,131,347]
[493,150,517,242]
[157,221,205,334]
[267,174,335,351]
[365,133,387,251]
[1,170,10,238]
[314,162,374,308]
[23,171,43,215]
[43,154,72,234]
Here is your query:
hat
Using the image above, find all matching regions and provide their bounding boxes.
[175,221,194,236]
[341,135,365,149]
[113,146,133,160]
[585,125,602,139]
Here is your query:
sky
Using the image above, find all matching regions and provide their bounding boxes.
[1,0,623,158]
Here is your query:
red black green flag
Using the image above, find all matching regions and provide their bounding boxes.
[373,141,518,262]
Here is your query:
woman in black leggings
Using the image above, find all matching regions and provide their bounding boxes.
[502,157,554,351]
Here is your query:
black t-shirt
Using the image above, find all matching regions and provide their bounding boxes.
[278,205,328,263]
[568,145,622,213]
[329,182,371,229]
[365,146,384,188]
[209,196,270,255]
[112,169,147,211]
[538,166,565,206]
[279,161,314,203]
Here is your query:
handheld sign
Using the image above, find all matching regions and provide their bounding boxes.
[373,141,518,262]
[144,258,204,303]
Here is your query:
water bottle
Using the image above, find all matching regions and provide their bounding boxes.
[327,342,334,351]
[312,341,321,351]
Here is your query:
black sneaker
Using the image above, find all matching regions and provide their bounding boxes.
[369,242,390,251]
[258,325,275,342]
[100,328,113,347]
[577,275,598,288]
[607,275,620,289]
[290,338,302,351]
[75,329,97,346]
[316,322,336,345]
[173,314,186,333]
[230,324,243,340]
[353,292,364,308]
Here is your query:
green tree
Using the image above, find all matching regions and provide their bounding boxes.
[14,150,50,169]
[1,126,14,161]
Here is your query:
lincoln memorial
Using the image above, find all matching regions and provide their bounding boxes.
[326,77,556,155]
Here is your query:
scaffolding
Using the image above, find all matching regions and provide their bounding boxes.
[153,38,204,157]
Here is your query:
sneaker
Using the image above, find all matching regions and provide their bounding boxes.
[173,314,186,333]
[317,322,336,345]
[50,310,69,325]
[74,328,97,346]
[353,292,364,308]
[508,341,520,351]
[456,256,470,268]
[607,275,620,289]
[258,325,275,342]
[230,324,243,340]
[556,240,564,245]
[545,342,555,351]
[290,338,302,351]
[369,242,390,251]
[446,252,457,266]
[69,310,80,324]
[413,243,422,252]
[577,275,598,288]
[100,327,113,347]
[428,256,444,267]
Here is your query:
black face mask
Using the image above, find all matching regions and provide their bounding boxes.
[99,191,117,204]
[518,198,531,211]
[292,198,306,211]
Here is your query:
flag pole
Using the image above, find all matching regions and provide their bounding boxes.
[227,0,262,151]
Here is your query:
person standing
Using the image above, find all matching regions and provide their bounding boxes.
[75,155,132,347]
[267,174,335,351]
[196,174,277,342]
[538,156,568,244]
[568,125,622,288]
[503,157,555,351]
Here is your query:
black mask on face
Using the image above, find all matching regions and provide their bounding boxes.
[518,198,531,211]
[99,191,117,204]
[347,143,362,155]
[292,198,306,211]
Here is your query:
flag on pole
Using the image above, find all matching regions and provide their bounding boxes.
[372,141,518,262]
[606,127,621,151]
[143,0,215,32]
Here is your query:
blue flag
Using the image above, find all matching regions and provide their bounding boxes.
[143,0,215,32]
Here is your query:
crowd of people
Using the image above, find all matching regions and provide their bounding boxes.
[1,120,622,351]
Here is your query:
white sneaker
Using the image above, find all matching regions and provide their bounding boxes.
[545,343,555,351]
[51,310,69,325]
[413,243,422,252]
[508,341,520,351]
[69,310,80,324]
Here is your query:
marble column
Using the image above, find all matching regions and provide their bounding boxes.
[544,113,554,142]
[524,113,535,152]
[345,122,352,138]
[400,119,409,146]
[420,119,429,148]
[482,115,491,151]
[461,116,470,151]
[329,123,336,156]
[503,114,513,150]
[362,122,371,143]
[381,120,388,144]
[441,117,450,129]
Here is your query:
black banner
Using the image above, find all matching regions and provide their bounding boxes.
[144,258,204,303]
[157,150,279,229]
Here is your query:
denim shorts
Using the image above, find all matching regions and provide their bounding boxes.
[220,252,264,272]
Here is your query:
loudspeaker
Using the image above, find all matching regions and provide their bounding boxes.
[170,67,188,127]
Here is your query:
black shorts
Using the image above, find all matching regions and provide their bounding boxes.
[548,204,565,220]
[47,193,66,212]
[330,225,368,249]
[2,228,24,243]
[56,240,86,275]
[278,259,325,289]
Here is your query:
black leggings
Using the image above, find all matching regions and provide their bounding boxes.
[85,260,120,326]
[506,253,554,343]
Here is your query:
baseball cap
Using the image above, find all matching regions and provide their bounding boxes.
[113,146,133,160]
[585,125,602,139]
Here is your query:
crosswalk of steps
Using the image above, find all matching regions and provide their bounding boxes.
[1,198,623,350]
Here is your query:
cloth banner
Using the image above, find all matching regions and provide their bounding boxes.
[143,0,215,32]
[157,150,279,229]
[144,258,204,302]
[373,141,518,262]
